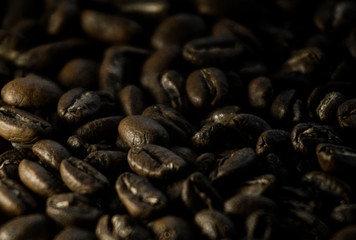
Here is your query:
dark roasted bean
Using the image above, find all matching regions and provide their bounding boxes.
[330,225,356,240]
[32,139,70,171]
[118,115,169,147]
[159,70,187,111]
[337,98,356,132]
[191,121,226,150]
[316,92,346,123]
[248,76,274,110]
[149,215,193,240]
[0,148,36,180]
[57,88,101,125]
[256,129,292,157]
[0,213,55,240]
[18,159,66,198]
[53,226,96,240]
[60,157,110,195]
[115,172,167,219]
[128,144,186,179]
[0,106,53,144]
[118,85,146,116]
[0,178,37,217]
[245,210,281,240]
[331,204,356,225]
[115,0,170,19]
[234,174,277,197]
[46,192,103,228]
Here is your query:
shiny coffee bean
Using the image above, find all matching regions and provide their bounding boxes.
[234,174,277,197]
[0,148,36,180]
[337,98,356,131]
[201,105,242,126]
[115,172,168,219]
[46,192,103,228]
[149,215,193,240]
[128,144,187,180]
[53,226,96,240]
[0,106,53,144]
[57,88,101,125]
[194,209,237,240]
[1,73,63,109]
[181,171,223,212]
[32,139,71,171]
[291,122,343,155]
[81,9,143,44]
[151,13,206,49]
[118,115,169,147]
[18,159,66,198]
[191,121,226,150]
[142,104,196,143]
[96,214,153,240]
[159,70,187,111]
[185,67,229,110]
[0,178,37,217]
[60,157,110,195]
[118,85,146,116]
[255,129,292,157]
[316,91,346,123]
[0,213,55,240]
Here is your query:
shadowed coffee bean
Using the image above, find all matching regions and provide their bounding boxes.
[53,226,96,240]
[149,215,193,240]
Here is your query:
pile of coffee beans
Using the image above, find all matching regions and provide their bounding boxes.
[1,0,356,239]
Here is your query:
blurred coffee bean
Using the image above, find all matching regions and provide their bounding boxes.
[128,144,187,180]
[115,172,167,219]
[0,178,37,217]
[316,91,346,123]
[183,35,245,67]
[0,213,54,240]
[1,73,63,109]
[96,214,153,240]
[32,139,70,171]
[118,85,146,116]
[0,106,53,144]
[81,9,143,44]
[331,204,356,225]
[159,70,187,111]
[181,171,223,212]
[115,0,170,20]
[337,98,356,132]
[18,159,66,198]
[330,225,356,240]
[151,13,206,49]
[194,209,237,240]
[142,104,196,144]
[58,58,99,90]
[57,88,101,125]
[193,152,216,175]
[149,215,193,240]
[60,157,110,195]
[53,226,97,240]
[291,122,343,155]
[248,76,274,110]
[234,174,277,197]
[245,210,281,240]
[118,115,169,147]
[46,192,103,228]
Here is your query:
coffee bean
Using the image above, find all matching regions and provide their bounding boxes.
[46,192,103,228]
[245,210,281,240]
[0,178,37,217]
[330,225,356,240]
[337,98,356,131]
[32,139,71,171]
[248,76,274,110]
[18,159,66,198]
[118,115,169,147]
[316,92,346,123]
[234,174,277,197]
[118,85,146,116]
[0,213,55,240]
[159,70,187,111]
[255,129,292,157]
[0,106,53,144]
[57,88,101,125]
[331,204,356,225]
[53,226,96,240]
[191,121,226,150]
[0,148,36,180]
[149,215,193,240]
[60,157,110,195]
[115,172,168,219]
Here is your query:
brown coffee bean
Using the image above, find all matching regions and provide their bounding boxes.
[53,226,96,240]
[149,215,193,240]
[118,85,146,116]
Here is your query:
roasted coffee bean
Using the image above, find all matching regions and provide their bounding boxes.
[0,213,55,240]
[170,146,197,166]
[60,157,110,195]
[142,104,196,143]
[18,159,66,198]
[75,116,122,143]
[210,147,258,184]
[191,121,226,150]
[58,58,99,90]
[115,172,167,219]
[128,144,187,180]
[291,122,343,155]
[255,129,292,157]
[0,148,36,180]
[185,67,229,110]
[149,215,193,240]
[194,209,237,240]
[115,0,170,19]
[316,92,346,123]
[245,210,281,240]
[331,204,356,225]
[57,88,101,125]
[81,9,143,44]
[151,13,206,49]
[53,226,96,240]
[0,106,53,144]
[330,225,356,240]
[248,76,274,110]
[201,105,242,126]
[159,70,187,111]
[118,85,146,116]
[96,214,153,240]
[46,192,103,228]
[302,171,355,205]
[32,139,70,171]
[183,35,245,67]
[234,174,277,197]
[118,115,169,147]
[181,171,223,211]
[0,178,37,217]
[193,152,216,175]
[337,98,356,131]
[316,143,356,174]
